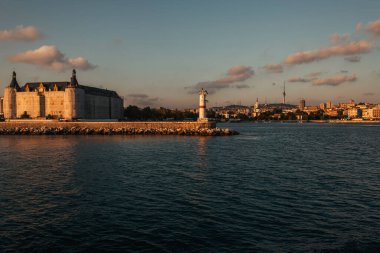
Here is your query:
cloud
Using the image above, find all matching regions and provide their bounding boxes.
[307,72,323,77]
[288,77,311,83]
[234,84,250,89]
[8,45,96,71]
[312,75,357,86]
[356,22,363,32]
[263,64,283,73]
[0,25,43,41]
[363,92,375,96]
[288,72,323,83]
[68,57,96,70]
[227,65,254,77]
[126,93,159,107]
[283,40,372,65]
[329,33,350,45]
[367,19,380,36]
[344,55,361,62]
[187,65,254,94]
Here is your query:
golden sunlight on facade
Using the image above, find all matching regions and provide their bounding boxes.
[1,70,124,120]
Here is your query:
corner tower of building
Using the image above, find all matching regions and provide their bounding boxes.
[69,69,79,87]
[9,71,20,90]
[3,71,19,119]
[64,69,85,120]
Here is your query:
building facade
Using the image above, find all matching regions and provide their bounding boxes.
[2,70,124,120]
[368,107,380,119]
[347,108,362,118]
[299,99,305,111]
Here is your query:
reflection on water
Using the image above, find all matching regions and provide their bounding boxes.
[1,124,380,252]
[0,136,83,252]
[196,136,209,168]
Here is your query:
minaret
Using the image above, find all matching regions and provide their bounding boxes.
[254,98,259,110]
[252,97,260,117]
[282,81,286,104]
[198,88,208,121]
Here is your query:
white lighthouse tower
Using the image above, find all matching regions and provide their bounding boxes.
[198,88,208,121]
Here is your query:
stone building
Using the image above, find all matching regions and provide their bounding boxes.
[2,70,124,120]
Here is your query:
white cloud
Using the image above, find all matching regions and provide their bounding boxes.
[0,25,43,41]
[367,19,380,36]
[312,75,357,86]
[284,40,372,65]
[126,93,159,107]
[8,45,96,71]
[187,65,254,94]
[263,64,283,73]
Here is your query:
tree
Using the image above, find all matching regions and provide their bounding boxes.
[124,105,198,121]
[124,105,141,120]
[21,111,30,119]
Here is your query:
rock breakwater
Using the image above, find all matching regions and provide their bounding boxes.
[0,127,239,136]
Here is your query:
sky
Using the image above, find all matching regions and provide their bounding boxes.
[0,0,379,108]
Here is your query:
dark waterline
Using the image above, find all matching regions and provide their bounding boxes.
[1,123,380,253]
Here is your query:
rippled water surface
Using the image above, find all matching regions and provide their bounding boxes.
[1,123,380,252]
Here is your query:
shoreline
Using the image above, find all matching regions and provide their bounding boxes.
[0,121,239,136]
[219,120,380,124]
[0,126,238,136]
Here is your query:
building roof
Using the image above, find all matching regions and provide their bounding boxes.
[20,82,120,98]
[16,69,121,98]
[78,85,120,98]
[23,82,69,91]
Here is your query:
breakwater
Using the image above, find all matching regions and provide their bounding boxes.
[0,121,239,136]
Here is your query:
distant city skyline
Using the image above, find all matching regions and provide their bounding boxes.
[0,0,379,108]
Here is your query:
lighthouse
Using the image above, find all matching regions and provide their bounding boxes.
[198,88,208,121]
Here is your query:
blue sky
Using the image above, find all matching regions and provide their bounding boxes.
[0,0,379,108]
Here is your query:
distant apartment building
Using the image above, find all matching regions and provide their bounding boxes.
[357,104,368,110]
[184,108,197,114]
[299,99,306,111]
[303,106,319,114]
[369,107,380,119]
[326,101,333,109]
[211,105,250,119]
[362,108,371,119]
[347,108,362,118]
[0,97,3,116]
[339,100,356,109]
[357,104,380,120]
[283,108,296,114]
[319,103,326,110]
[324,109,339,118]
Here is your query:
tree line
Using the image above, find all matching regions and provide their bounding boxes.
[124,105,197,121]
